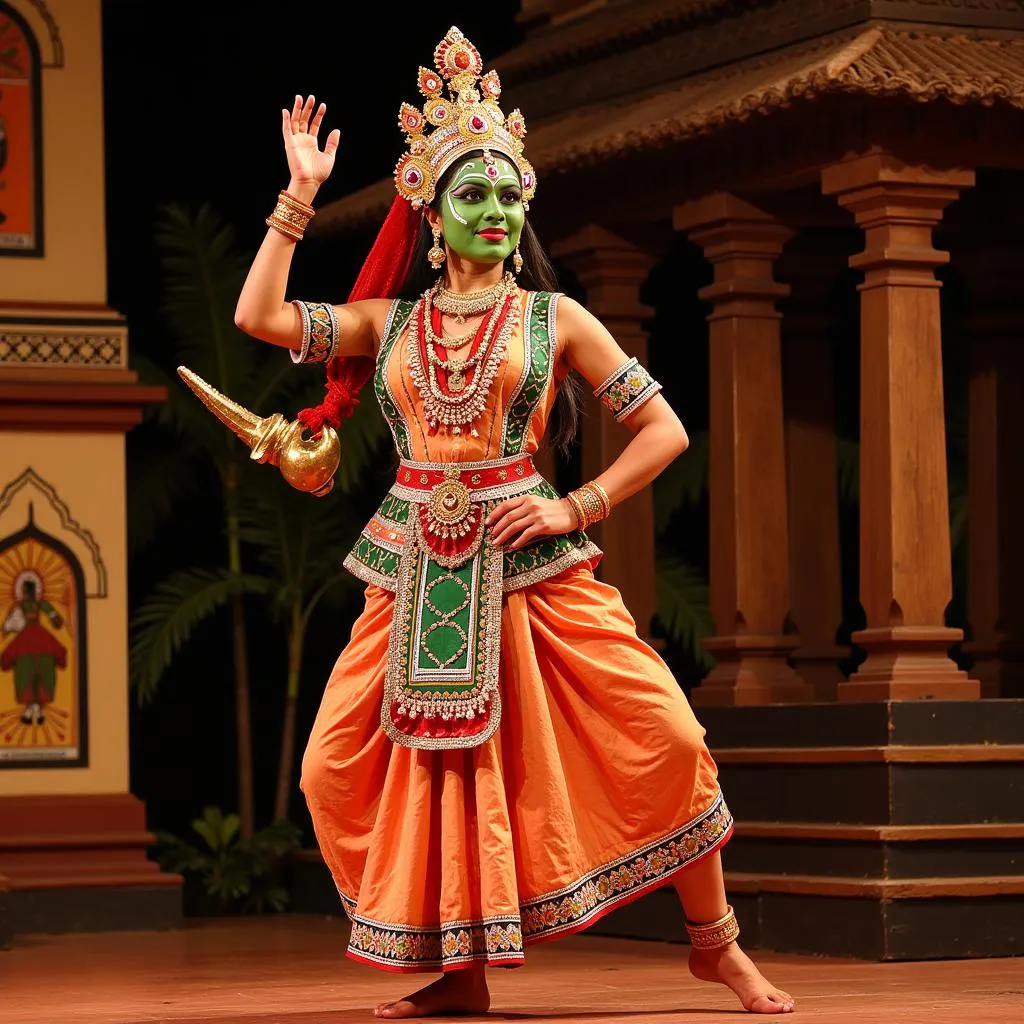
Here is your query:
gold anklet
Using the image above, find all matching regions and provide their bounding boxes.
[685,905,740,950]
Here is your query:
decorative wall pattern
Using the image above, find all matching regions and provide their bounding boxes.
[0,330,126,367]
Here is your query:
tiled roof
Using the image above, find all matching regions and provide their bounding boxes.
[313,27,1024,235]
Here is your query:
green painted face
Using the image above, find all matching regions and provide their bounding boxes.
[438,156,525,265]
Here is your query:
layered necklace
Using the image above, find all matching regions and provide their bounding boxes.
[407,273,518,436]
[432,272,516,324]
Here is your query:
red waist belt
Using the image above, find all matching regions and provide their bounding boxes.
[391,453,541,501]
[388,454,544,565]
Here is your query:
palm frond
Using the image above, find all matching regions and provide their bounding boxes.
[126,439,205,554]
[129,567,272,703]
[250,347,304,412]
[653,430,707,535]
[130,351,223,446]
[654,557,716,673]
[154,202,258,401]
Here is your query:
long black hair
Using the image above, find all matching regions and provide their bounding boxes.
[395,155,582,456]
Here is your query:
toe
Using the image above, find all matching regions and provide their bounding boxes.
[748,993,792,1014]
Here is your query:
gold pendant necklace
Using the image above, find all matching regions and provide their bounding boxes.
[408,279,519,436]
[432,272,515,322]
[423,315,476,353]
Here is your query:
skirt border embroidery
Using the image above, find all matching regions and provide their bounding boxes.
[339,792,733,972]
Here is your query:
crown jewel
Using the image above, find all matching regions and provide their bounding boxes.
[394,26,536,209]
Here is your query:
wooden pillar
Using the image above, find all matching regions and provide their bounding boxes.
[960,246,1024,698]
[674,194,811,706]
[551,225,659,643]
[778,231,854,701]
[821,152,979,701]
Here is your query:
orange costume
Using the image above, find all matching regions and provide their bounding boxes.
[299,282,733,973]
[191,25,741,976]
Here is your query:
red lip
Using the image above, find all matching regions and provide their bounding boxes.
[478,229,507,240]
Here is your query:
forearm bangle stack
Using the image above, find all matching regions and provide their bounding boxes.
[566,480,611,530]
[266,190,315,242]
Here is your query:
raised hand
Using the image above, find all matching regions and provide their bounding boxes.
[281,94,340,188]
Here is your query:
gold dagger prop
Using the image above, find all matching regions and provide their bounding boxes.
[176,366,341,497]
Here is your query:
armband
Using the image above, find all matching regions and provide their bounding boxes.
[290,300,339,364]
[594,357,662,422]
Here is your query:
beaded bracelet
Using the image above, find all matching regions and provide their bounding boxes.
[565,490,588,530]
[266,190,316,242]
[566,480,612,530]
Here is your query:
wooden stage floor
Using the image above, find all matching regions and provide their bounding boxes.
[3,915,1022,1024]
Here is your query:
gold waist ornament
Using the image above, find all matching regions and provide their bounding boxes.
[176,366,341,496]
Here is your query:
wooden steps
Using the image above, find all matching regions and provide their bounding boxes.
[590,700,1024,959]
[0,794,182,936]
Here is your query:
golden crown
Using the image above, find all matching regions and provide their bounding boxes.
[393,26,536,210]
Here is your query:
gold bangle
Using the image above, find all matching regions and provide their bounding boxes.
[685,905,740,950]
[266,214,304,241]
[278,190,315,216]
[266,190,315,242]
[571,482,608,527]
[586,480,611,520]
[565,491,588,530]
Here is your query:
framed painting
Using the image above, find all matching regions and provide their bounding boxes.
[0,3,43,257]
[0,509,88,768]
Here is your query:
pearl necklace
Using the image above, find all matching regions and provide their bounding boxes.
[407,281,519,436]
[431,272,516,323]
[424,316,476,354]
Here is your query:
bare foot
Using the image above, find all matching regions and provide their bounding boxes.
[373,966,491,1019]
[689,943,794,1014]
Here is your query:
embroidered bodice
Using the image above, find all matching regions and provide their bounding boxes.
[375,288,557,464]
[343,289,602,593]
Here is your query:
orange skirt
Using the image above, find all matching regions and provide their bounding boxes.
[300,564,732,973]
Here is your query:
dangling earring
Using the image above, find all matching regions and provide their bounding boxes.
[427,226,446,270]
[512,243,523,275]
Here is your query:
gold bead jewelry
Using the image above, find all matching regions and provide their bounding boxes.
[512,243,523,275]
[566,480,611,529]
[423,305,477,352]
[427,226,446,270]
[685,906,740,950]
[565,490,587,530]
[266,190,315,241]
[587,480,611,520]
[432,272,515,321]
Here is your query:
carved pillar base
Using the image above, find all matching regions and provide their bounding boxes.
[693,635,804,706]
[790,645,850,703]
[840,626,976,702]
[821,153,979,701]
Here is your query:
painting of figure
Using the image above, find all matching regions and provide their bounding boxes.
[0,510,86,765]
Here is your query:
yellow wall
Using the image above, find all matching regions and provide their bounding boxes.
[0,434,129,794]
[1,0,133,797]
[1,0,107,305]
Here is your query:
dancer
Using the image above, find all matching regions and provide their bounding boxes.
[232,27,794,1017]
